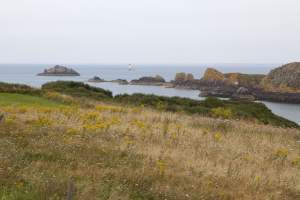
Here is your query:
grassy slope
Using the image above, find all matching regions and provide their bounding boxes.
[0,93,66,107]
[0,93,300,200]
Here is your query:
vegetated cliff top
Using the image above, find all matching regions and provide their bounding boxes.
[261,62,300,92]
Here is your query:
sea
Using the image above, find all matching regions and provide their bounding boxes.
[0,63,300,125]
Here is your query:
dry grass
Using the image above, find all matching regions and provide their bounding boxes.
[0,98,300,200]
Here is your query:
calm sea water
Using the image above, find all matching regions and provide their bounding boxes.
[0,63,299,125]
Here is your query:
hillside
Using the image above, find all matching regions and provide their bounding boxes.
[0,92,299,200]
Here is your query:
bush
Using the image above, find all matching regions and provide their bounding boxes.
[203,97,224,108]
[211,107,233,119]
[0,82,40,95]
[114,93,299,128]
[42,81,113,100]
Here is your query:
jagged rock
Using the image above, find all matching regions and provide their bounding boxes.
[261,62,300,92]
[130,75,166,86]
[88,76,105,82]
[38,65,80,76]
[236,87,250,95]
[232,87,255,101]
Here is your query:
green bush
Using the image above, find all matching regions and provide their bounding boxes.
[211,107,233,119]
[0,82,40,95]
[42,81,113,100]
[114,93,299,128]
[203,97,224,108]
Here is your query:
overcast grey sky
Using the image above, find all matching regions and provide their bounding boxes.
[0,0,299,64]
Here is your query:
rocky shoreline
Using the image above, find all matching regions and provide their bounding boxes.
[86,62,300,104]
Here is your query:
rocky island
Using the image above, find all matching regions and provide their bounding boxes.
[37,65,80,76]
[88,76,105,82]
[130,75,166,86]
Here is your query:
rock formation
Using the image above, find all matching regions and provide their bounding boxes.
[88,76,105,82]
[232,87,255,101]
[130,75,166,86]
[111,79,129,85]
[174,73,194,82]
[261,62,300,92]
[200,68,265,88]
[202,68,225,82]
[38,65,80,76]
[197,63,300,103]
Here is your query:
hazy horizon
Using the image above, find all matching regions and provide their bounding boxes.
[1,0,299,64]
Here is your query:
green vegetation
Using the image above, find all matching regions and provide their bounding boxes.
[0,82,40,95]
[0,81,298,129]
[0,91,299,200]
[211,107,233,119]
[0,93,66,107]
[114,94,299,128]
[42,81,113,100]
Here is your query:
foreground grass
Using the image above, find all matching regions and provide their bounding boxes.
[0,94,300,200]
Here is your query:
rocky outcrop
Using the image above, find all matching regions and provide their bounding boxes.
[38,65,80,76]
[261,62,300,92]
[200,68,265,88]
[252,89,300,103]
[88,76,105,82]
[202,68,225,82]
[232,87,256,101]
[174,73,195,82]
[111,79,129,85]
[198,64,300,103]
[197,68,263,100]
[130,75,166,86]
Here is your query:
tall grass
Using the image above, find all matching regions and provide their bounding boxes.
[0,97,299,199]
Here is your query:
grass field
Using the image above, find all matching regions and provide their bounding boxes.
[0,93,66,107]
[0,93,300,200]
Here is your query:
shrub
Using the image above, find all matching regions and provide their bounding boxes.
[0,82,40,95]
[203,97,224,108]
[211,107,233,119]
[43,92,76,104]
[42,81,113,100]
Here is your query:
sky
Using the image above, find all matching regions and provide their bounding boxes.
[0,0,299,64]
